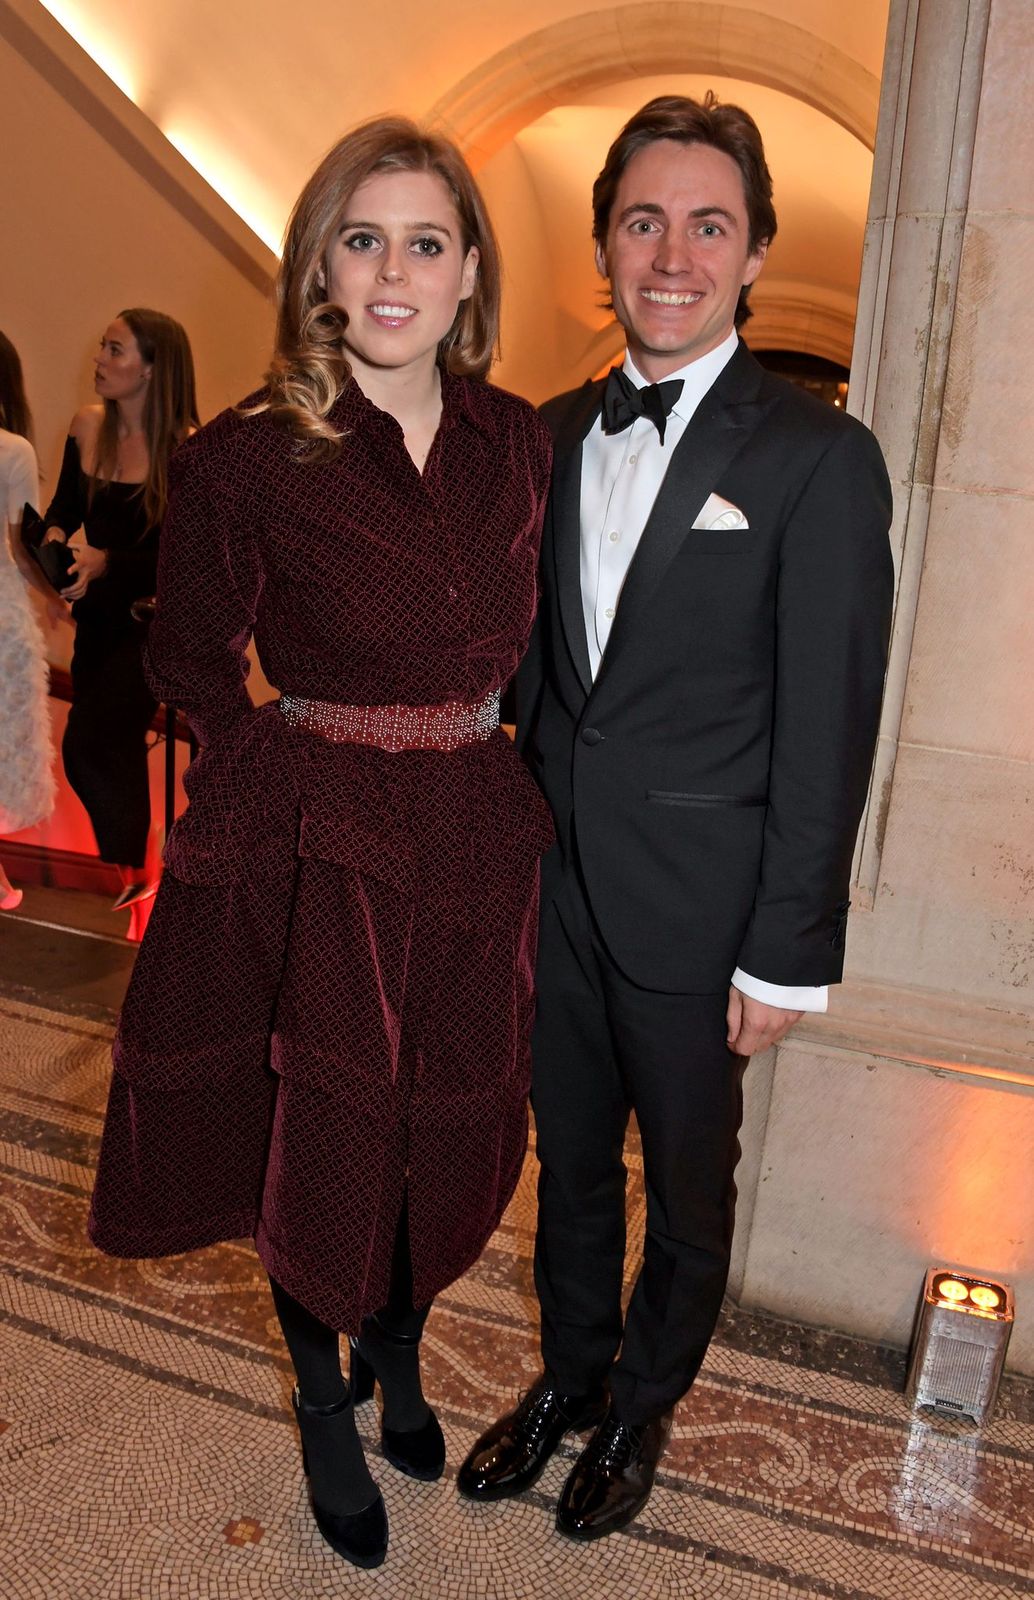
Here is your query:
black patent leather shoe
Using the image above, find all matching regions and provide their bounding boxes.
[555,1404,672,1540]
[456,1375,609,1502]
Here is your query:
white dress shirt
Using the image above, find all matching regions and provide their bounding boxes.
[578,332,828,1014]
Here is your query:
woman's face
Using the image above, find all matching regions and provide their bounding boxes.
[94,318,152,405]
[321,169,478,384]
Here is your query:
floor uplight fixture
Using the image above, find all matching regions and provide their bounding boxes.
[906,1267,1014,1425]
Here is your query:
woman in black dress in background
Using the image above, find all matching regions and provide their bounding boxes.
[42,309,197,935]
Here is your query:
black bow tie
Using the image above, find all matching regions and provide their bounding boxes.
[601,366,684,445]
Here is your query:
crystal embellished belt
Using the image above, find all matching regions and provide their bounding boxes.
[278,689,501,753]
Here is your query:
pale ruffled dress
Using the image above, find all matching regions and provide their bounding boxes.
[0,427,54,834]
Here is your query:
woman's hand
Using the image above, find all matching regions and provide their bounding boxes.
[61,542,108,601]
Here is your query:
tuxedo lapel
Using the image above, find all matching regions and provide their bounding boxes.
[549,379,604,697]
[592,345,775,698]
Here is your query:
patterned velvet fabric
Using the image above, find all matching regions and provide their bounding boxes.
[88,373,554,1330]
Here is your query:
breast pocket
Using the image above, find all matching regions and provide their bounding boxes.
[646,791,767,808]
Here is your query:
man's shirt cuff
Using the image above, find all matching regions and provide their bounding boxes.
[731,968,829,1014]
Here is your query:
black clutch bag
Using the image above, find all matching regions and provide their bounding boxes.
[20,502,76,591]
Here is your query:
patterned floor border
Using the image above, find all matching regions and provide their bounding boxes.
[1,990,1032,1599]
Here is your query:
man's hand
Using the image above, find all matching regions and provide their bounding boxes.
[726,987,803,1057]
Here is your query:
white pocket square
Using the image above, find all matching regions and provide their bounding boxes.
[692,492,750,531]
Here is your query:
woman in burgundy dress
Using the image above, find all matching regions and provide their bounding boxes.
[88,118,553,1569]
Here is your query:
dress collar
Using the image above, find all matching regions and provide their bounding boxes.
[334,367,498,441]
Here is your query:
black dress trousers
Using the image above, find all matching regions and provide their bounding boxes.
[531,862,747,1427]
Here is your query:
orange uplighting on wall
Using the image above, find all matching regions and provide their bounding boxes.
[37,4,282,255]
[38,0,138,99]
[161,124,284,254]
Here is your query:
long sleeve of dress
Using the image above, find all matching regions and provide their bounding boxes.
[143,432,262,746]
[42,437,85,536]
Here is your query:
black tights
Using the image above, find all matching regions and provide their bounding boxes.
[269,1198,429,1413]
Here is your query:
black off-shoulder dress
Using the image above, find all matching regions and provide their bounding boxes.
[44,437,159,866]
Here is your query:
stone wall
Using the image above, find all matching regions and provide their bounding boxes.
[732,0,1034,1375]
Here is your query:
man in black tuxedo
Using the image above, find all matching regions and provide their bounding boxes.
[458,94,894,1539]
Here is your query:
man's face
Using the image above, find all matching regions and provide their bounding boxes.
[597,138,767,380]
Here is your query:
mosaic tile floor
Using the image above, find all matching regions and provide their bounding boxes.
[1,985,1032,1599]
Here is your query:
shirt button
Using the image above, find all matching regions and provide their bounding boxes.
[581,726,603,746]
[608,531,620,543]
[628,454,637,465]
[604,607,615,619]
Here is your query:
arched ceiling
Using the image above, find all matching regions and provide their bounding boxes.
[33,0,889,388]
[483,73,874,396]
[429,2,883,167]
[38,0,889,248]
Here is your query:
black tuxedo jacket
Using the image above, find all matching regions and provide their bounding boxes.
[517,341,894,994]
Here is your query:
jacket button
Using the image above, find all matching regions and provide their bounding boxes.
[581,726,603,746]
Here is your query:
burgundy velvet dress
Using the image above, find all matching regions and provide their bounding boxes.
[88,373,554,1330]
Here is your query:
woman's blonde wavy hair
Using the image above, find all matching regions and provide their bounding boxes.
[247,116,500,456]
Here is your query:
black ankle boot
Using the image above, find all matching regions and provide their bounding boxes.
[349,1318,446,1482]
[291,1387,388,1568]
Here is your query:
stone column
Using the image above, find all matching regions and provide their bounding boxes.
[731,0,1034,1371]
[848,0,1033,1003]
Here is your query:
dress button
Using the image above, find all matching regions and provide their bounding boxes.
[581,726,603,746]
